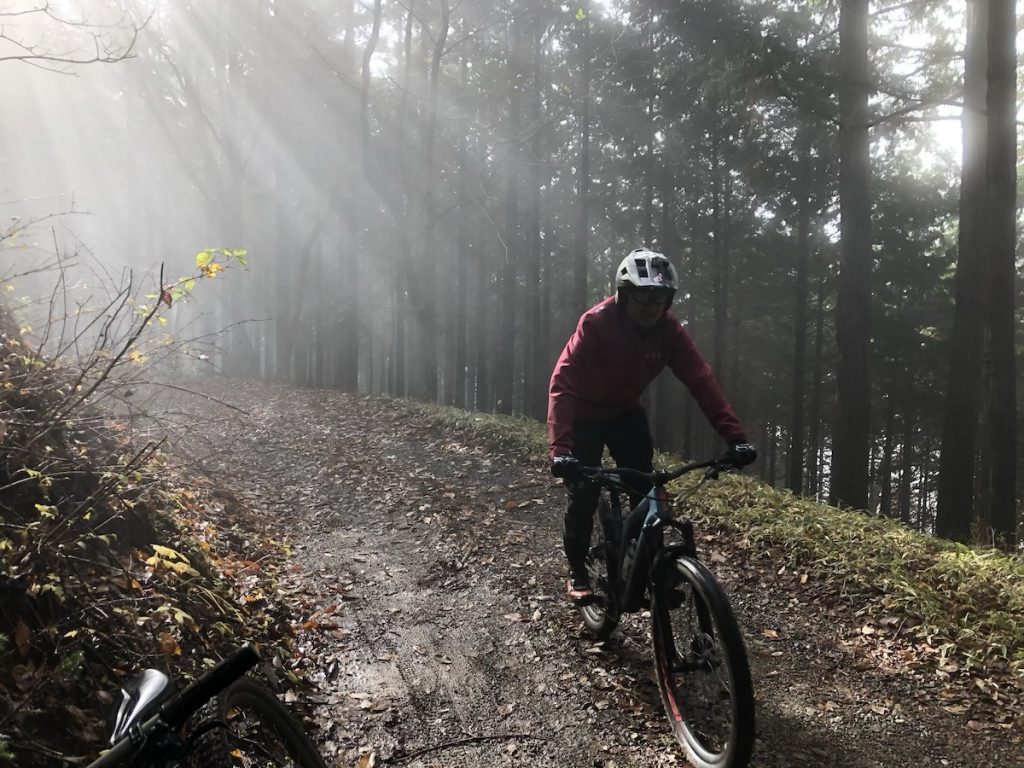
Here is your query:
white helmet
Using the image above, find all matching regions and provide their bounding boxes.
[614,248,678,306]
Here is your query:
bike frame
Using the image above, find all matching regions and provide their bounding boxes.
[588,459,725,615]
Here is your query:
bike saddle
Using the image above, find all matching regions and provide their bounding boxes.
[110,668,178,744]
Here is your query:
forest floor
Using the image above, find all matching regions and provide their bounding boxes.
[176,378,1023,768]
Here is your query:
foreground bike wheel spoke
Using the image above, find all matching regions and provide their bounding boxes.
[652,556,754,768]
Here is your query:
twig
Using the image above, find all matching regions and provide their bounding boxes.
[108,380,251,416]
[386,733,550,764]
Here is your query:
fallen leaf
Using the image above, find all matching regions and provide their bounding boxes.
[14,619,31,657]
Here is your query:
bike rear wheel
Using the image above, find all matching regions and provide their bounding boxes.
[578,496,620,638]
[190,677,327,768]
[651,555,754,768]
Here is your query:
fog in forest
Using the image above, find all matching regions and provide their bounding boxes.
[4,0,1020,543]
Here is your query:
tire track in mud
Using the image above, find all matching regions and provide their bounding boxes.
[177,379,1023,768]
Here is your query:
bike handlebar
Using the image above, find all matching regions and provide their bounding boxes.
[579,456,736,489]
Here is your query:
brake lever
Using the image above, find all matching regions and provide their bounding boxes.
[705,459,739,480]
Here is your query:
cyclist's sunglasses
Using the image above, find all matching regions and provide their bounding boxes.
[629,288,672,306]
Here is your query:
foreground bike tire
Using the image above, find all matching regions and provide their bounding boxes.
[190,676,328,768]
[651,555,754,768]
[578,497,620,638]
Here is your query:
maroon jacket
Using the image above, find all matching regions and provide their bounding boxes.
[547,296,746,458]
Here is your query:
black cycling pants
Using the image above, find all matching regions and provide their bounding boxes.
[563,407,654,574]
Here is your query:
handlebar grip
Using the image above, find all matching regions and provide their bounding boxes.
[160,644,260,727]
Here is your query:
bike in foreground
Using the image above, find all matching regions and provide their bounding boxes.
[575,456,755,768]
[87,643,327,768]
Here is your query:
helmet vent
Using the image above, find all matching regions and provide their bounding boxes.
[635,258,649,278]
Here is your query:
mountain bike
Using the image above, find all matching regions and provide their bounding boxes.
[86,643,328,768]
[575,456,755,768]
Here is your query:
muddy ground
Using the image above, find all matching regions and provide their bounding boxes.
[172,379,1023,768]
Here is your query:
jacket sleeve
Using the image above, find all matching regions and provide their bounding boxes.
[546,312,600,458]
[664,318,747,444]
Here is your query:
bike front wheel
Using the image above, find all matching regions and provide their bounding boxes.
[189,676,328,768]
[578,496,620,638]
[651,555,754,768]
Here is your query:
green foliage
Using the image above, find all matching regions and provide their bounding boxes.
[706,477,1024,675]
[57,649,84,677]
[404,400,550,457]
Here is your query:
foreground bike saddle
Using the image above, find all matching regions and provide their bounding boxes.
[110,669,177,744]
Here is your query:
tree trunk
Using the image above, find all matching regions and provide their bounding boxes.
[985,0,1018,550]
[879,398,895,517]
[417,0,448,403]
[936,0,988,541]
[831,0,872,511]
[475,240,491,411]
[807,254,827,499]
[788,149,812,495]
[898,405,915,525]
[711,131,727,380]
[495,9,523,415]
[656,171,679,452]
[572,0,591,315]
[454,57,470,409]
[918,449,932,531]
[392,279,406,397]
[525,10,548,420]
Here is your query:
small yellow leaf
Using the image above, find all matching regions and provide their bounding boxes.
[152,544,186,562]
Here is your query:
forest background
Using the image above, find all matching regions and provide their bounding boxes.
[1,0,1021,550]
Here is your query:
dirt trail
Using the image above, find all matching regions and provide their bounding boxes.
[178,379,1022,768]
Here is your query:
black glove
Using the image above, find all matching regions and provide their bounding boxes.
[551,454,581,480]
[726,440,757,468]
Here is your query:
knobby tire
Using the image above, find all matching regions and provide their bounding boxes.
[651,556,754,768]
[578,496,620,638]
[189,677,327,768]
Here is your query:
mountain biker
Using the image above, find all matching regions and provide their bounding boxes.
[548,247,757,603]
